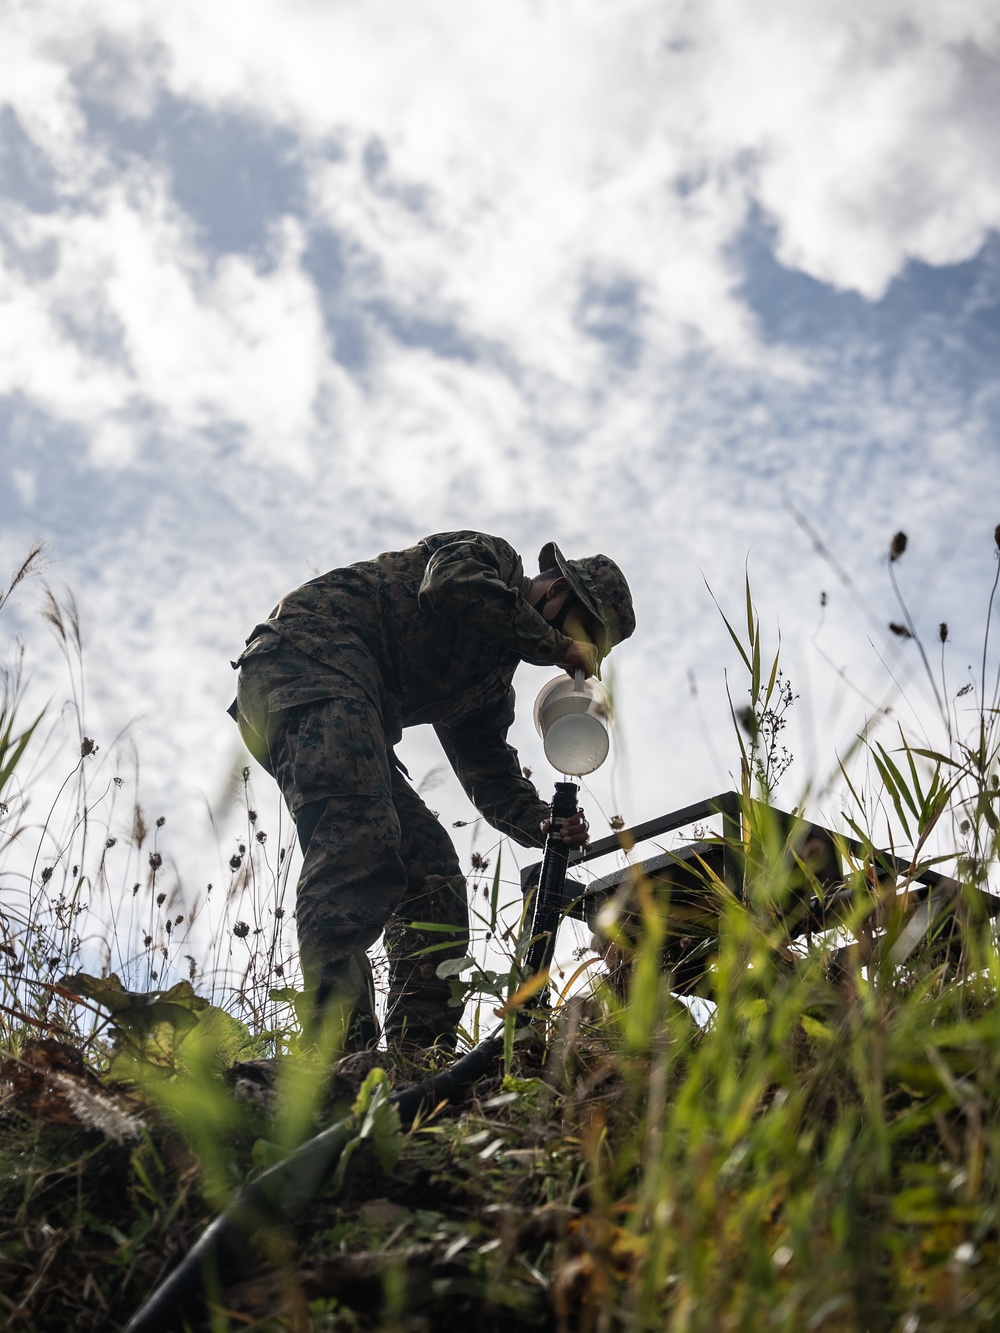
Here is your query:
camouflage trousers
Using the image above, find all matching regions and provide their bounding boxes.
[234,632,469,1051]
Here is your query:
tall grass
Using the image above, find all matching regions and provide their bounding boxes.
[561,527,1000,1331]
[2,528,1000,1332]
[0,559,301,1052]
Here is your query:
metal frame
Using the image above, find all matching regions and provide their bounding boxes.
[519,789,998,916]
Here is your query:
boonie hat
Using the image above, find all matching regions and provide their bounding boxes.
[538,542,636,658]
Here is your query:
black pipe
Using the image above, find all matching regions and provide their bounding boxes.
[523,781,578,1006]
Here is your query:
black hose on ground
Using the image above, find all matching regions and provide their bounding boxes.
[122,784,578,1333]
[122,1031,506,1333]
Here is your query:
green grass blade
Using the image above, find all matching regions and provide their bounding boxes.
[871,746,915,841]
[0,708,44,794]
[745,570,755,647]
[704,577,753,673]
[489,846,502,933]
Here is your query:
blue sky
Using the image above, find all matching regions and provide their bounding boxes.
[2,1,1000,983]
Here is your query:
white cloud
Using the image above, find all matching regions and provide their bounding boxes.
[1,0,999,994]
[11,468,36,507]
[0,183,333,469]
[2,0,998,472]
[116,0,1000,300]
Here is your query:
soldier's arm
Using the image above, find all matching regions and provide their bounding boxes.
[418,534,573,667]
[434,696,549,849]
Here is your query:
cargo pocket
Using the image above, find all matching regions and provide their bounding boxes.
[341,700,384,798]
[281,694,386,805]
[267,680,348,713]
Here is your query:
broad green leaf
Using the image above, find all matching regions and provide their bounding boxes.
[435,955,477,979]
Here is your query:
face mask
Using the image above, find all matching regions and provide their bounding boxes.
[534,590,597,642]
[547,596,577,635]
[531,586,574,629]
[533,589,607,677]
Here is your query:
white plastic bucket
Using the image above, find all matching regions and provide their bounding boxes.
[533,671,611,775]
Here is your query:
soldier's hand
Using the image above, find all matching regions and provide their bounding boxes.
[560,640,598,678]
[541,810,591,849]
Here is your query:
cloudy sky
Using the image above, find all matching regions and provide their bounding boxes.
[2,1,1000,988]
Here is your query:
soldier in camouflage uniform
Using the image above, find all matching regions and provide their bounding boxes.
[230,531,635,1052]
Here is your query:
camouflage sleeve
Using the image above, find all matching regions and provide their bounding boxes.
[418,534,573,667]
[434,692,549,849]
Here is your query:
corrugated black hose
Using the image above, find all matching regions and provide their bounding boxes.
[121,782,579,1333]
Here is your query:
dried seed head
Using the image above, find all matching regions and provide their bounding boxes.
[939,622,948,643]
[53,1072,140,1143]
[888,622,913,639]
[229,853,242,870]
[132,805,148,849]
[889,531,908,562]
[820,590,828,607]
[248,809,257,824]
[255,830,267,843]
[233,920,250,939]
[80,736,97,758]
[156,892,166,906]
[105,837,117,849]
[148,851,162,871]
[995,524,1000,550]
[156,816,165,828]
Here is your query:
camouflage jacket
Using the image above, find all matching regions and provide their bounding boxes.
[238,532,576,847]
